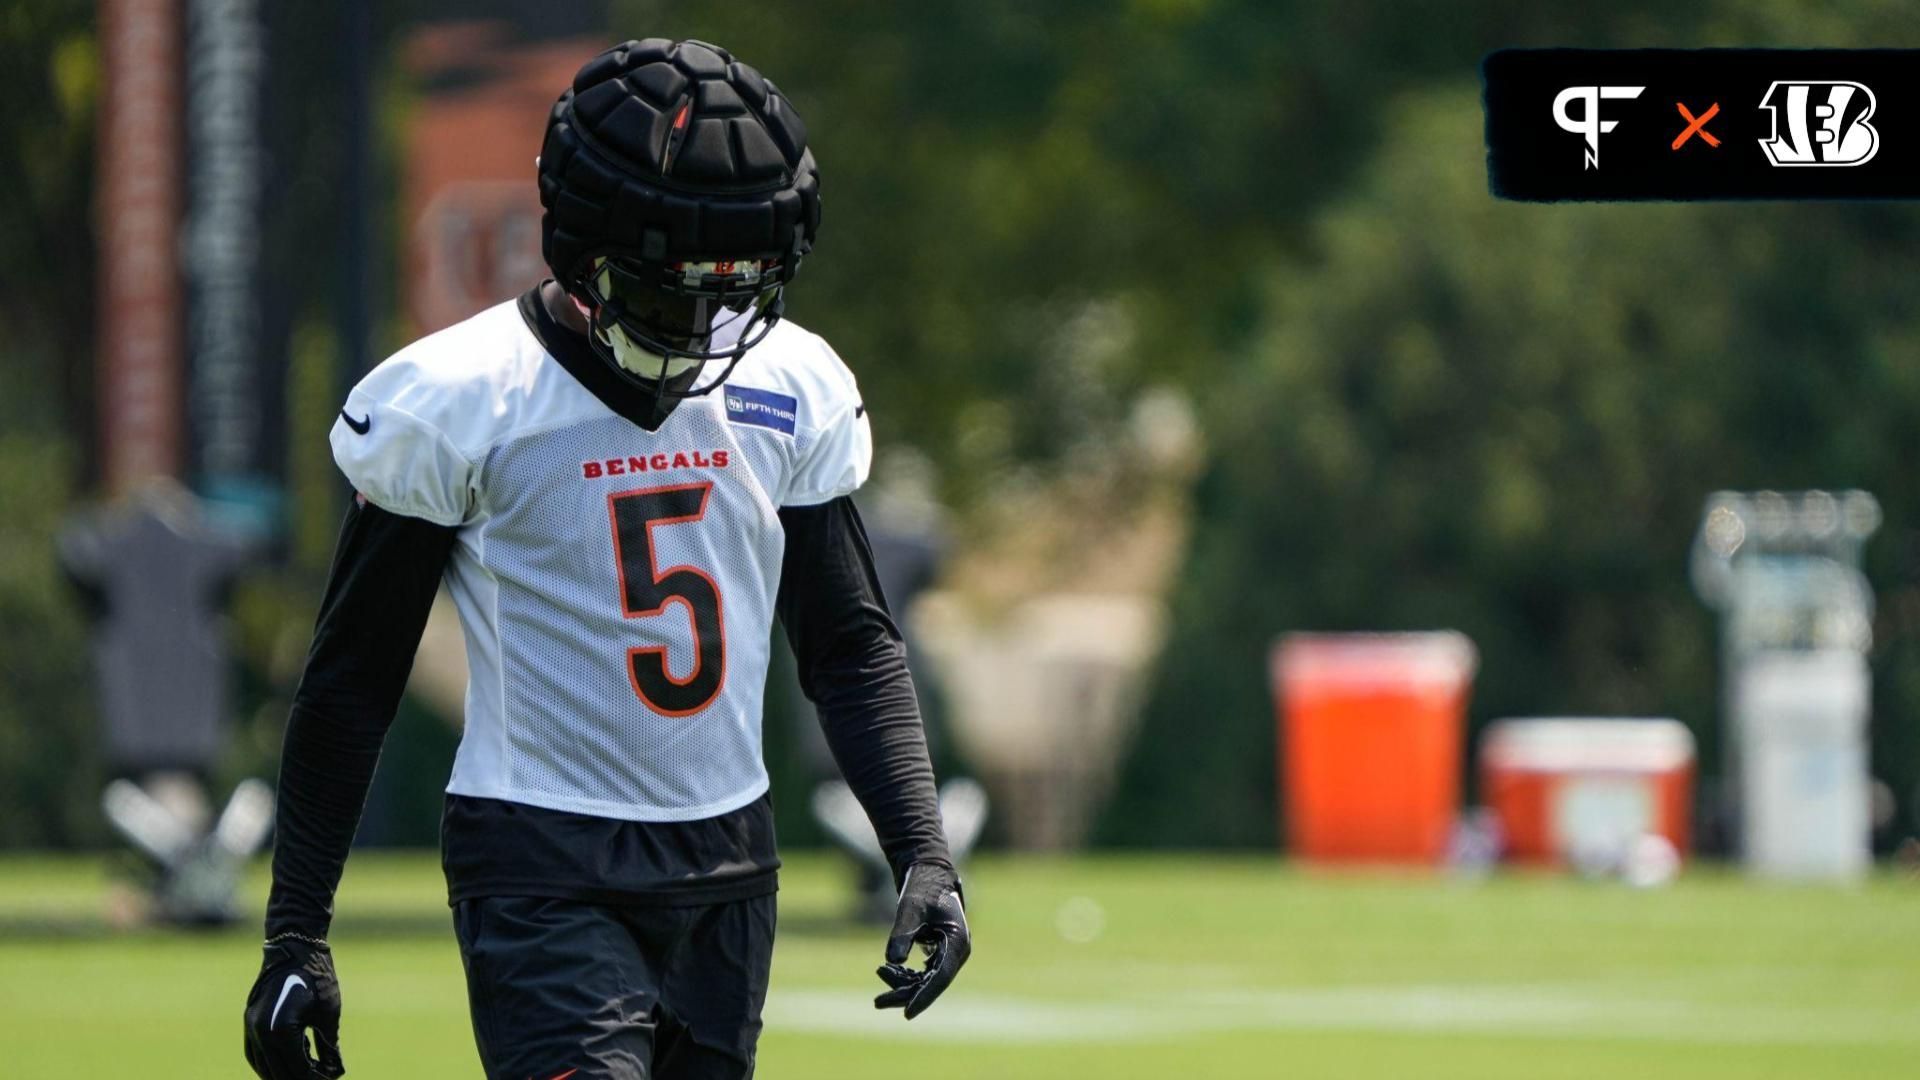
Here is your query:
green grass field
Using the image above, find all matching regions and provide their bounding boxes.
[1,853,1915,1078]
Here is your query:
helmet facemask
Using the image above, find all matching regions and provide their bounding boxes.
[576,254,785,404]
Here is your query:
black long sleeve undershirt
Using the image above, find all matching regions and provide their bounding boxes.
[266,492,950,937]
[265,500,456,938]
[777,498,953,886]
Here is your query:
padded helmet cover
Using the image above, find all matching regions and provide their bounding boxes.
[538,38,821,292]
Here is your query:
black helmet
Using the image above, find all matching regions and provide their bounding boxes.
[537,38,821,396]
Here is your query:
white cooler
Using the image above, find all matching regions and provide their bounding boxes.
[1733,648,1872,880]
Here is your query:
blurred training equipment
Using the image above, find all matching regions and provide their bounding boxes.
[915,593,1164,850]
[1692,489,1880,880]
[58,484,253,773]
[1273,632,1478,864]
[60,483,270,925]
[1480,717,1694,871]
[102,777,274,926]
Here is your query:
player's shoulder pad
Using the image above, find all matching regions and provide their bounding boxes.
[734,319,872,506]
[734,319,864,432]
[331,301,542,526]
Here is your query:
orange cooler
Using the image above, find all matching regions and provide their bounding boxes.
[1480,718,1694,864]
[1273,633,1478,863]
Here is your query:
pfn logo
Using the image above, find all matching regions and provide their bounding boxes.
[1758,81,1879,166]
[1553,85,1645,169]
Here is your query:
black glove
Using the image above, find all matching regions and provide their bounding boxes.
[243,935,346,1079]
[874,861,970,1019]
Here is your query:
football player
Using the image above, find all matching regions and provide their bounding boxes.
[243,39,968,1080]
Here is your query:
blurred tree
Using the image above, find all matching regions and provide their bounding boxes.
[602,1,1740,506]
[0,0,99,458]
[0,427,99,847]
[0,0,100,846]
[1104,88,1920,848]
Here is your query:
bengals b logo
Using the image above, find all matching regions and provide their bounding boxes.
[1758,81,1879,166]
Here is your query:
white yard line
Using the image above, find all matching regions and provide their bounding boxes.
[767,984,1920,1046]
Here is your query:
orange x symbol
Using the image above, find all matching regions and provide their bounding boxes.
[1672,102,1720,149]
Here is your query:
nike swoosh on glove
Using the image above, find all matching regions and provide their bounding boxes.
[874,861,970,1020]
[244,936,346,1079]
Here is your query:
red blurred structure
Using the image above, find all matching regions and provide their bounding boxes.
[1274,633,1477,864]
[1481,718,1694,865]
[96,0,184,492]
[403,24,602,335]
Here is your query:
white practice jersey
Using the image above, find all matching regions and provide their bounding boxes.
[329,297,871,821]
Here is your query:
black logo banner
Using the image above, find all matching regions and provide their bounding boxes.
[1484,49,1920,200]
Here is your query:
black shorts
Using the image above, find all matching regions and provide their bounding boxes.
[452,894,776,1080]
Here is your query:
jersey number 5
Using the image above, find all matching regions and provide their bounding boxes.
[608,482,725,716]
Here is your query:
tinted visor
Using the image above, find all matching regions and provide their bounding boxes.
[591,257,773,356]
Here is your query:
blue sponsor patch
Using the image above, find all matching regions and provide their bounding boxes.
[722,385,799,436]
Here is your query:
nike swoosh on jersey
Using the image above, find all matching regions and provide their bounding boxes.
[270,973,307,1028]
[340,409,372,435]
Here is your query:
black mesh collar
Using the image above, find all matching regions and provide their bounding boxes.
[517,283,693,432]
